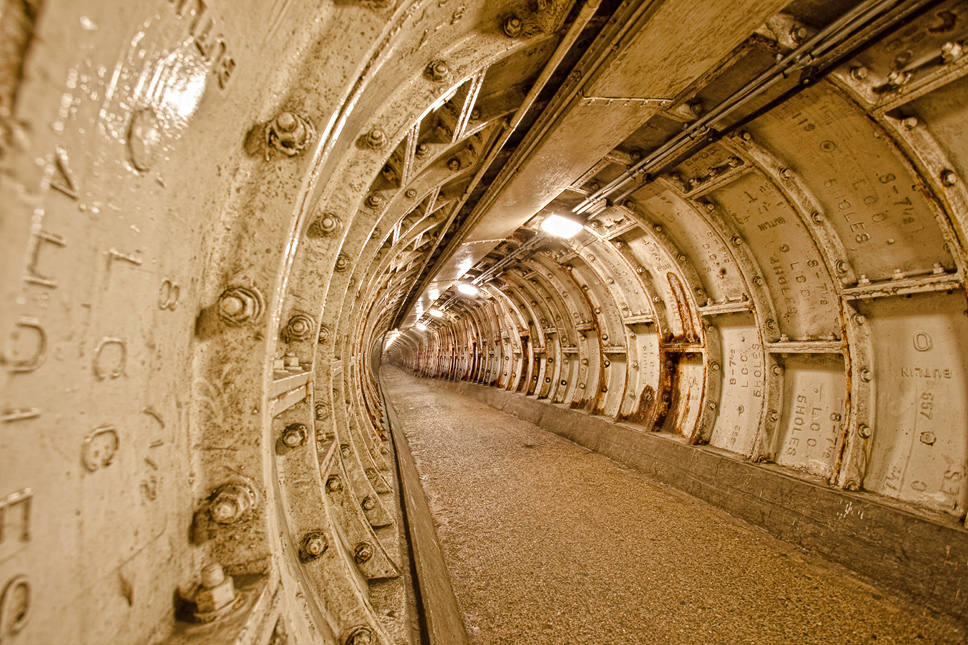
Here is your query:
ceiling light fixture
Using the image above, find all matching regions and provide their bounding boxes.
[457,283,479,296]
[540,213,584,238]
[428,308,444,318]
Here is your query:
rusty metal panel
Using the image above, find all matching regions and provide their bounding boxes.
[707,313,765,455]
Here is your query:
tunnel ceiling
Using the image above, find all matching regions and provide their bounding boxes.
[1,0,967,643]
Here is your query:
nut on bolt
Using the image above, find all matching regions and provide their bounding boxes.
[300,531,329,561]
[326,475,342,493]
[361,496,376,511]
[218,287,264,326]
[281,423,307,448]
[345,627,375,645]
[194,563,238,620]
[503,15,522,37]
[354,542,374,564]
[209,482,255,524]
[425,59,451,83]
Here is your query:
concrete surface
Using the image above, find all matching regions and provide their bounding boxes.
[383,368,967,645]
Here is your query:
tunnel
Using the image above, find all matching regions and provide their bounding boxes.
[1,0,968,642]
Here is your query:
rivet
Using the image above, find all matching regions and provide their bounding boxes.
[405,188,417,198]
[850,66,868,81]
[710,361,720,371]
[753,276,764,286]
[705,202,715,211]
[266,111,315,158]
[941,169,958,186]
[901,116,918,130]
[361,496,376,511]
[779,168,793,180]
[860,368,872,382]
[326,476,342,493]
[858,424,872,439]
[771,365,783,376]
[731,235,742,246]
[852,313,865,326]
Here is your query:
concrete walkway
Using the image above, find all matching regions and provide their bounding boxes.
[383,369,968,644]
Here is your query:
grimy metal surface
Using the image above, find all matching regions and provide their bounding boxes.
[0,0,967,643]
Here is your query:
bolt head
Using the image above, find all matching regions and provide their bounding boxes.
[302,532,328,558]
[354,542,374,564]
[426,59,451,82]
[276,111,297,132]
[361,496,376,511]
[503,15,522,37]
[211,497,240,523]
[220,294,244,317]
[858,424,872,439]
[941,169,958,186]
[201,563,226,589]
[326,476,342,493]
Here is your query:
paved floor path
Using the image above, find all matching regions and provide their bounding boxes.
[382,369,967,644]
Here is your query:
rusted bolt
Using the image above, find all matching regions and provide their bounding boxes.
[354,542,374,564]
[363,128,386,150]
[850,66,868,81]
[194,562,237,618]
[941,169,958,186]
[942,41,963,64]
[790,25,808,43]
[901,116,918,130]
[365,192,385,209]
[209,483,254,524]
[447,157,461,171]
[771,364,783,376]
[284,314,314,342]
[218,287,263,326]
[858,424,872,439]
[326,476,342,493]
[361,496,376,511]
[426,59,451,82]
[282,423,307,448]
[887,70,910,88]
[503,15,523,37]
[310,213,340,237]
[334,253,349,272]
[346,627,375,645]
[301,532,328,560]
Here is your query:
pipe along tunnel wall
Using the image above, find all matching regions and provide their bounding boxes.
[1,0,968,642]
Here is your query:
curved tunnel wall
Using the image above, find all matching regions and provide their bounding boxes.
[1,0,968,643]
